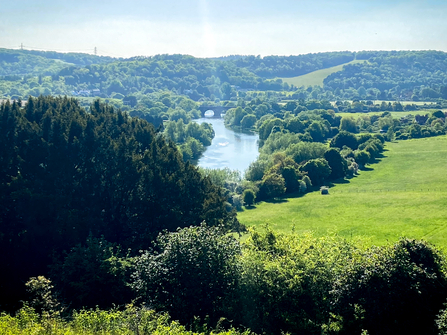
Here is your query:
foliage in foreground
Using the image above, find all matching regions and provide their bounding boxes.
[0,304,251,335]
[131,224,241,325]
[129,226,447,335]
[4,225,447,335]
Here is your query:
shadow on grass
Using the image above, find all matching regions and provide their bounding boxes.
[265,198,289,204]
[328,178,351,186]
[243,205,257,210]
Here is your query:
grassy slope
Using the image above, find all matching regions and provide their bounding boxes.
[279,60,366,87]
[238,136,447,249]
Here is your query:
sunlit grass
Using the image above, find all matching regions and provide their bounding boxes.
[278,60,366,87]
[238,136,447,249]
[0,305,249,335]
[336,110,445,119]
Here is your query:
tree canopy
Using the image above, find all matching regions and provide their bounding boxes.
[0,96,232,311]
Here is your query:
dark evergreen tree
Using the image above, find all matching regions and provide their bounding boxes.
[0,96,232,311]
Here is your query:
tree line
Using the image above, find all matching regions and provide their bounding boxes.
[3,49,447,103]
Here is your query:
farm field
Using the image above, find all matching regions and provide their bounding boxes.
[238,135,447,249]
[278,60,366,87]
[336,111,424,119]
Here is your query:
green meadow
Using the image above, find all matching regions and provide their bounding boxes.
[279,60,366,87]
[336,111,424,119]
[238,136,447,249]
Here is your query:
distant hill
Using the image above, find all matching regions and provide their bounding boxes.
[0,48,117,76]
[1,49,447,102]
[324,50,447,99]
[208,55,248,61]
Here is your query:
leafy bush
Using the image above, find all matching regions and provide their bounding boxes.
[333,239,447,335]
[50,236,133,309]
[131,224,241,326]
[242,189,256,207]
[0,304,252,335]
[330,130,359,150]
[300,158,331,186]
[238,229,354,335]
[354,150,370,167]
[324,148,348,180]
[259,173,286,199]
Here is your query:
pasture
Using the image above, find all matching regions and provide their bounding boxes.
[238,136,447,249]
[279,60,366,87]
[336,111,423,119]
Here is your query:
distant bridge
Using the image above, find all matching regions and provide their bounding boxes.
[198,106,233,118]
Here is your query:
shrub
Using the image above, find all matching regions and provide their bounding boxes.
[330,130,359,150]
[300,158,331,186]
[333,239,447,335]
[238,230,352,335]
[242,189,256,207]
[25,276,61,315]
[298,180,307,193]
[232,194,244,211]
[354,150,370,167]
[50,236,133,309]
[260,173,286,199]
[340,117,358,133]
[131,224,241,326]
[302,175,312,188]
[324,148,348,180]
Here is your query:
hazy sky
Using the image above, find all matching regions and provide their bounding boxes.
[2,0,447,58]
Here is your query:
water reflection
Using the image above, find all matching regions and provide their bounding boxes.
[195,118,259,174]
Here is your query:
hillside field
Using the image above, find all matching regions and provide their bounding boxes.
[279,60,366,87]
[238,135,447,249]
[336,111,424,119]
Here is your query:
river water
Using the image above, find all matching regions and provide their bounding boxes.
[195,118,259,174]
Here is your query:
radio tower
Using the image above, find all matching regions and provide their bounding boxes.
[94,47,97,56]
[20,43,23,50]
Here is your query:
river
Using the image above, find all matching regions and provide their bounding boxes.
[195,118,259,174]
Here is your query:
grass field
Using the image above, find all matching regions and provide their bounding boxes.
[336,109,447,119]
[238,136,447,249]
[336,111,424,119]
[279,60,366,87]
[337,100,436,106]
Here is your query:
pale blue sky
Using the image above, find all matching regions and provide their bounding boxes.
[1,0,447,58]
